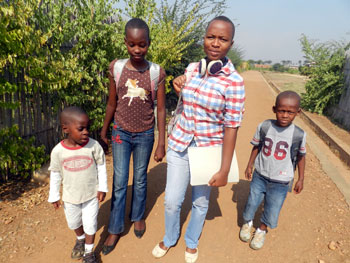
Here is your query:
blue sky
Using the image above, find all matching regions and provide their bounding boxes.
[224,0,350,64]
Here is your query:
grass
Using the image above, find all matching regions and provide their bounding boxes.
[262,71,307,95]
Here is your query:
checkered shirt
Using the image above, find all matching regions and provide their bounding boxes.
[168,59,245,152]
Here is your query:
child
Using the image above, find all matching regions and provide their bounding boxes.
[48,106,108,263]
[100,18,166,255]
[239,90,306,250]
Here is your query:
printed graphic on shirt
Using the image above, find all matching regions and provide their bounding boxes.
[62,156,93,172]
[122,78,149,106]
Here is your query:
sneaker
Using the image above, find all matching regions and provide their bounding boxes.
[82,252,97,263]
[250,229,266,250]
[71,239,85,259]
[239,222,253,242]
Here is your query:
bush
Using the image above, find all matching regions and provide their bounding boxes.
[0,125,48,182]
[299,34,349,114]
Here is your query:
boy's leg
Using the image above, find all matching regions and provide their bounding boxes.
[130,127,154,232]
[107,127,132,239]
[63,202,85,259]
[242,171,266,223]
[81,197,98,262]
[250,180,288,250]
[261,181,289,229]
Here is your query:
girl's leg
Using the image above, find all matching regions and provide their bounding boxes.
[163,147,191,248]
[184,184,211,249]
[129,127,154,223]
[107,127,132,235]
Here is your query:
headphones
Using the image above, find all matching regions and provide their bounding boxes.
[199,57,227,77]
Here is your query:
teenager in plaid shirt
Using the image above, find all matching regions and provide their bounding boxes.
[152,16,245,263]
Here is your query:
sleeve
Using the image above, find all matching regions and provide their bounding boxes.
[251,123,262,146]
[48,146,61,172]
[93,141,106,165]
[48,171,62,202]
[97,162,108,193]
[298,131,307,155]
[223,78,245,128]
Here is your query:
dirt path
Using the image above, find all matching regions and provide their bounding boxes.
[1,71,349,263]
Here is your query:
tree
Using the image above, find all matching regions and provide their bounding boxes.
[227,46,244,68]
[299,34,349,114]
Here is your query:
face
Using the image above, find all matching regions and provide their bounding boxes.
[204,20,234,61]
[273,97,300,127]
[64,114,90,146]
[124,28,150,64]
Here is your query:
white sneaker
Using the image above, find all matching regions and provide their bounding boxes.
[239,221,253,242]
[250,229,266,250]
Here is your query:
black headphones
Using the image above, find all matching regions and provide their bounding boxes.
[199,57,227,77]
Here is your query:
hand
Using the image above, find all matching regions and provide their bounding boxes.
[173,75,186,94]
[245,166,253,180]
[100,132,109,153]
[208,171,228,187]
[97,191,106,202]
[154,145,165,162]
[293,179,304,194]
[52,201,61,210]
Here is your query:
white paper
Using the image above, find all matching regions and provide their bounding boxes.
[188,146,239,186]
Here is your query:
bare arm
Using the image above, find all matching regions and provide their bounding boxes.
[173,75,186,95]
[294,155,305,194]
[100,68,117,145]
[245,146,259,180]
[208,127,238,187]
[154,75,166,162]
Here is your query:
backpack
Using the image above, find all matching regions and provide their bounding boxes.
[259,119,305,170]
[112,58,160,102]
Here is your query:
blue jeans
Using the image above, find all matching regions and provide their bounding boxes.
[243,171,289,229]
[108,126,154,234]
[163,144,211,249]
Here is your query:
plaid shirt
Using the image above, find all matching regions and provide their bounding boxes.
[168,59,245,152]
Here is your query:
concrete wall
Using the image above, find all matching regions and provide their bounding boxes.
[331,49,350,130]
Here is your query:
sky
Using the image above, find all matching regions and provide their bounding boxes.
[116,0,350,65]
[224,0,350,64]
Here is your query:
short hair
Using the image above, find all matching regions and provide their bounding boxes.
[125,18,150,41]
[207,16,235,40]
[275,91,301,108]
[60,106,88,125]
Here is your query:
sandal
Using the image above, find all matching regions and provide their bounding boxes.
[71,238,85,259]
[152,242,169,258]
[185,248,198,263]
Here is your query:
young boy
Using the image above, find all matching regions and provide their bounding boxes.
[48,106,108,263]
[240,90,306,250]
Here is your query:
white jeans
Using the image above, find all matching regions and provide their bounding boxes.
[63,197,99,235]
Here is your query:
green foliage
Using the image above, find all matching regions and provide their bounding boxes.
[0,125,48,182]
[227,46,244,69]
[299,34,349,114]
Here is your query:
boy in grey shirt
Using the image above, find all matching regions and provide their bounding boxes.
[240,91,306,250]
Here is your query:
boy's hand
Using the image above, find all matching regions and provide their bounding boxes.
[208,171,228,187]
[97,191,106,202]
[52,201,61,210]
[154,145,165,162]
[245,166,253,180]
[293,179,304,194]
[173,75,186,94]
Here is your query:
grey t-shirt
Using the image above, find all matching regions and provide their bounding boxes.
[251,121,306,182]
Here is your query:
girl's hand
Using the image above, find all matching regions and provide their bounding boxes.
[173,75,186,94]
[154,145,165,162]
[208,171,228,187]
[52,201,61,210]
[293,180,304,194]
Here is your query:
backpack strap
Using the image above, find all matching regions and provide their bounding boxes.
[290,124,305,170]
[113,58,128,94]
[149,61,160,102]
[259,119,273,150]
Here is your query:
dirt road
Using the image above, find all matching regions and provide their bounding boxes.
[1,71,349,263]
